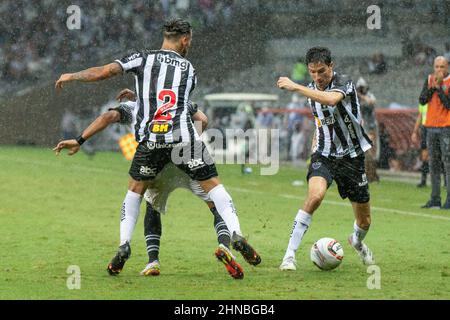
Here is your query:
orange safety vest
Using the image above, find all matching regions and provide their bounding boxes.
[425,74,450,128]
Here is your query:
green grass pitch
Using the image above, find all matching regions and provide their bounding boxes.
[0,146,449,299]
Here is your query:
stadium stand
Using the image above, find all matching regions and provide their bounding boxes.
[0,0,448,172]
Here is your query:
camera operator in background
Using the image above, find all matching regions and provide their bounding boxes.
[356,78,379,182]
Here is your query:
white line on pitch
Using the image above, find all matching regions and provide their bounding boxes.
[229,187,450,222]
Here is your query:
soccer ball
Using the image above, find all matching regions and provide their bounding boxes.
[310,237,344,271]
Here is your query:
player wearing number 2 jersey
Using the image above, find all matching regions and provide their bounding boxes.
[55,19,261,279]
[115,48,198,144]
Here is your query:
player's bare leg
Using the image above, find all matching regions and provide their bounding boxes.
[280,176,327,270]
[199,177,261,268]
[302,177,328,214]
[108,178,150,275]
[348,201,375,265]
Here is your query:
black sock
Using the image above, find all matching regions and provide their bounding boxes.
[144,202,161,263]
[211,207,231,248]
[421,161,429,183]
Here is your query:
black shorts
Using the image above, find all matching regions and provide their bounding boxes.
[307,153,370,203]
[129,140,218,182]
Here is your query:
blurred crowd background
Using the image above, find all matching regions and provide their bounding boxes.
[1,0,449,173]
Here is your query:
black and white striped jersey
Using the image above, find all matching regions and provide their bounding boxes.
[110,100,198,129]
[307,72,372,158]
[115,49,199,144]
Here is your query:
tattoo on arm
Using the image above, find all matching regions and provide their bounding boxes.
[72,63,122,82]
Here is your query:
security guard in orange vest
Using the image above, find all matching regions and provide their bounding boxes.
[418,56,450,209]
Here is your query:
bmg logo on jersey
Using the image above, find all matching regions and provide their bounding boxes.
[157,54,188,71]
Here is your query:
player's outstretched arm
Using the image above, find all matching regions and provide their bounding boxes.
[53,110,121,155]
[55,62,122,90]
[53,139,81,156]
[277,76,344,106]
[411,111,422,145]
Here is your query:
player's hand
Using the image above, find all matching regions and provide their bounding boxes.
[433,72,444,88]
[277,77,298,92]
[53,139,80,156]
[411,131,419,145]
[55,74,74,90]
[116,88,136,102]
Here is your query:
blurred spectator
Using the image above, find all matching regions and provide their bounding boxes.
[61,108,78,140]
[199,0,216,26]
[378,122,395,170]
[160,0,170,17]
[220,0,234,25]
[176,0,190,14]
[411,103,430,188]
[367,52,387,75]
[233,102,256,174]
[400,27,414,59]
[414,44,438,66]
[284,94,306,160]
[256,108,274,129]
[232,102,255,130]
[291,57,308,85]
[424,46,438,66]
[356,77,379,182]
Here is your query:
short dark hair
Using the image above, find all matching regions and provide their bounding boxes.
[306,47,332,66]
[163,18,192,40]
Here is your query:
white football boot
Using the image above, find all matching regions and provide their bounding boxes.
[348,235,375,265]
[279,256,297,271]
[140,260,161,276]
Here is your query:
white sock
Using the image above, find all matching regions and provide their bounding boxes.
[352,221,369,247]
[120,190,143,245]
[207,184,242,236]
[283,209,312,260]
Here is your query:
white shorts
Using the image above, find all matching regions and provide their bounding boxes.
[143,163,210,214]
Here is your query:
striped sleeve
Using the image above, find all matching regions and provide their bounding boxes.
[109,102,136,125]
[115,51,144,74]
[187,101,198,116]
[328,75,354,98]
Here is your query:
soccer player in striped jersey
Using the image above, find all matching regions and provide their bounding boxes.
[277,47,375,270]
[55,19,260,278]
[53,93,244,279]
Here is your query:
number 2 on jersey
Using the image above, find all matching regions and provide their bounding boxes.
[154,89,177,121]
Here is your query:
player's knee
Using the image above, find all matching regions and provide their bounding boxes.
[199,177,221,194]
[305,193,325,210]
[128,179,148,195]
